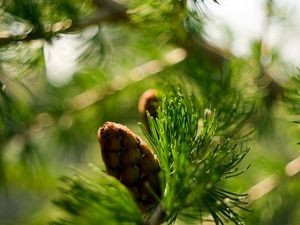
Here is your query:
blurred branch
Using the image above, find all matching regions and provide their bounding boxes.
[183,36,231,66]
[0,0,228,72]
[92,0,127,14]
[0,0,128,45]
[201,154,300,225]
[67,48,187,111]
[248,155,300,202]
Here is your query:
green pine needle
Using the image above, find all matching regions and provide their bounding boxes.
[141,89,249,224]
[51,170,144,225]
[52,89,249,225]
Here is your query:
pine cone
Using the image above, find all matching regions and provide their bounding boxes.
[138,89,160,133]
[98,122,161,211]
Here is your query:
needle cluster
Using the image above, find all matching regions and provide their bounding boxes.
[141,89,249,224]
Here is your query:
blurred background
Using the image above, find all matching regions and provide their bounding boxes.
[1,0,300,224]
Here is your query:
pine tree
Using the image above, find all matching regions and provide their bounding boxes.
[1,0,300,225]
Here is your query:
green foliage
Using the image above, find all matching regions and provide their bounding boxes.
[3,0,92,24]
[52,170,143,225]
[52,89,249,225]
[141,90,249,224]
[0,81,34,143]
[129,0,217,44]
[4,0,43,28]
[128,0,208,45]
[1,0,300,225]
[282,70,300,114]
[185,63,256,139]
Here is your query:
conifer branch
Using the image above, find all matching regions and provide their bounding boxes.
[52,89,250,225]
[141,90,249,224]
[67,48,187,111]
[0,0,128,45]
[0,0,227,70]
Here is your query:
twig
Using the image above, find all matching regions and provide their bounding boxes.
[145,204,165,225]
[247,174,280,202]
[247,155,300,203]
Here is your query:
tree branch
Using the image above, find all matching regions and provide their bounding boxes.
[92,0,127,14]
[0,0,128,45]
[67,48,187,111]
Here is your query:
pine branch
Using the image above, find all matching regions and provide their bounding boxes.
[52,170,144,225]
[52,89,249,225]
[0,0,128,45]
[67,48,187,111]
[0,0,228,69]
[141,89,249,224]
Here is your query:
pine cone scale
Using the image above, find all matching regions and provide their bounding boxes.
[98,122,161,210]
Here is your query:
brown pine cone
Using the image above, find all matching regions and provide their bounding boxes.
[138,89,160,133]
[98,122,161,211]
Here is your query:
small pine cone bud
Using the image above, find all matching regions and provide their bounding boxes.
[138,89,160,133]
[98,122,161,211]
[204,108,212,118]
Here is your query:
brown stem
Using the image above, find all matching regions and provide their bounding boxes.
[144,204,165,225]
